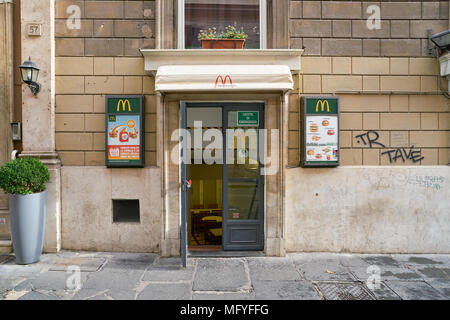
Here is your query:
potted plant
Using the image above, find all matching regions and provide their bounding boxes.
[198,24,248,49]
[0,157,50,264]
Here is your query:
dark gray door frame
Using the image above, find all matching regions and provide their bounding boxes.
[222,104,265,251]
[180,101,188,267]
[180,102,265,256]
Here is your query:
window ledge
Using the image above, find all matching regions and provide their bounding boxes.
[140,49,304,75]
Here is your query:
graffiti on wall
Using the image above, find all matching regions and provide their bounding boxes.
[354,130,424,164]
[408,176,445,190]
[355,131,386,148]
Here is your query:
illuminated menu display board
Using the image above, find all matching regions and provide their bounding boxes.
[106,96,144,167]
[301,97,340,167]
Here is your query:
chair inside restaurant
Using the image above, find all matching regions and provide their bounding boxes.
[187,163,223,249]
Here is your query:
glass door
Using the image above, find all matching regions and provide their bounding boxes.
[222,104,264,251]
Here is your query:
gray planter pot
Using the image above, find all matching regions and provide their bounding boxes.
[9,191,46,265]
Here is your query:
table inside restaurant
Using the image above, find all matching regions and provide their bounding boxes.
[190,208,222,245]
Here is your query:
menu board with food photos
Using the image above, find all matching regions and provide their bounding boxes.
[106,96,144,167]
[301,97,339,167]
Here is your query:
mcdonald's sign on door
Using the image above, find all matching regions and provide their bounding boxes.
[232,129,257,150]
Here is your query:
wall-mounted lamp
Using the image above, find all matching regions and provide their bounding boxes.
[19,57,40,96]
[430,30,450,52]
[429,30,450,94]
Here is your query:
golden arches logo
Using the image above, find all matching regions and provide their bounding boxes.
[214,74,233,88]
[315,100,330,113]
[117,99,131,112]
[233,129,256,149]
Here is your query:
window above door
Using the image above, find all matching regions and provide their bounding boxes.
[178,0,267,49]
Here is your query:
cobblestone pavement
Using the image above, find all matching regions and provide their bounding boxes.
[0,251,449,300]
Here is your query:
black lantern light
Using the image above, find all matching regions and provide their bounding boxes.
[19,57,40,96]
[430,30,450,51]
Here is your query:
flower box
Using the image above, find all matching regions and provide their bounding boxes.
[201,39,245,49]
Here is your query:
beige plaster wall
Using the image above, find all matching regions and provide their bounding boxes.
[61,166,161,252]
[285,166,450,253]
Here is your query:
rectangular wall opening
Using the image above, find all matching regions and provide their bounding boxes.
[113,200,140,223]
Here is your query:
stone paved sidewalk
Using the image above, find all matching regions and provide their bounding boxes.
[0,251,449,300]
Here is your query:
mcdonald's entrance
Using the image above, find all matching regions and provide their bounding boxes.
[180,102,265,254]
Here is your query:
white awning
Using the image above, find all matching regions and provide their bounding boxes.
[155,65,294,92]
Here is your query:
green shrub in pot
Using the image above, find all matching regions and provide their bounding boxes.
[0,157,50,195]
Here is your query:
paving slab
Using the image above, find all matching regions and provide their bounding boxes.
[193,259,249,292]
[137,283,191,300]
[412,267,449,280]
[252,280,321,300]
[350,266,422,282]
[106,289,137,300]
[154,257,197,268]
[289,252,340,265]
[338,254,371,268]
[365,282,401,300]
[84,293,111,300]
[424,280,450,299]
[381,269,423,281]
[403,256,445,266]
[0,255,13,264]
[13,271,88,292]
[102,253,157,271]
[361,255,402,267]
[82,269,145,291]
[71,288,111,300]
[143,265,195,282]
[294,259,354,281]
[247,257,302,281]
[316,282,375,300]
[0,261,47,278]
[0,289,8,300]
[18,290,60,300]
[192,292,256,300]
[48,257,106,272]
[0,277,27,293]
[385,281,447,300]
[392,254,450,266]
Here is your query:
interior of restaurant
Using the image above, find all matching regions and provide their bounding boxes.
[187,163,223,248]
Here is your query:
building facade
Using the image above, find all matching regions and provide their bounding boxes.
[0,0,449,257]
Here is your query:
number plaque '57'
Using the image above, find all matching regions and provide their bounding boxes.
[27,24,42,36]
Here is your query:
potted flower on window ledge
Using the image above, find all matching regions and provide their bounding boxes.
[198,24,248,49]
[0,157,50,264]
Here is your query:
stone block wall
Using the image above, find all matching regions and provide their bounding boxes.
[289,1,449,56]
[54,0,157,166]
[288,57,450,166]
